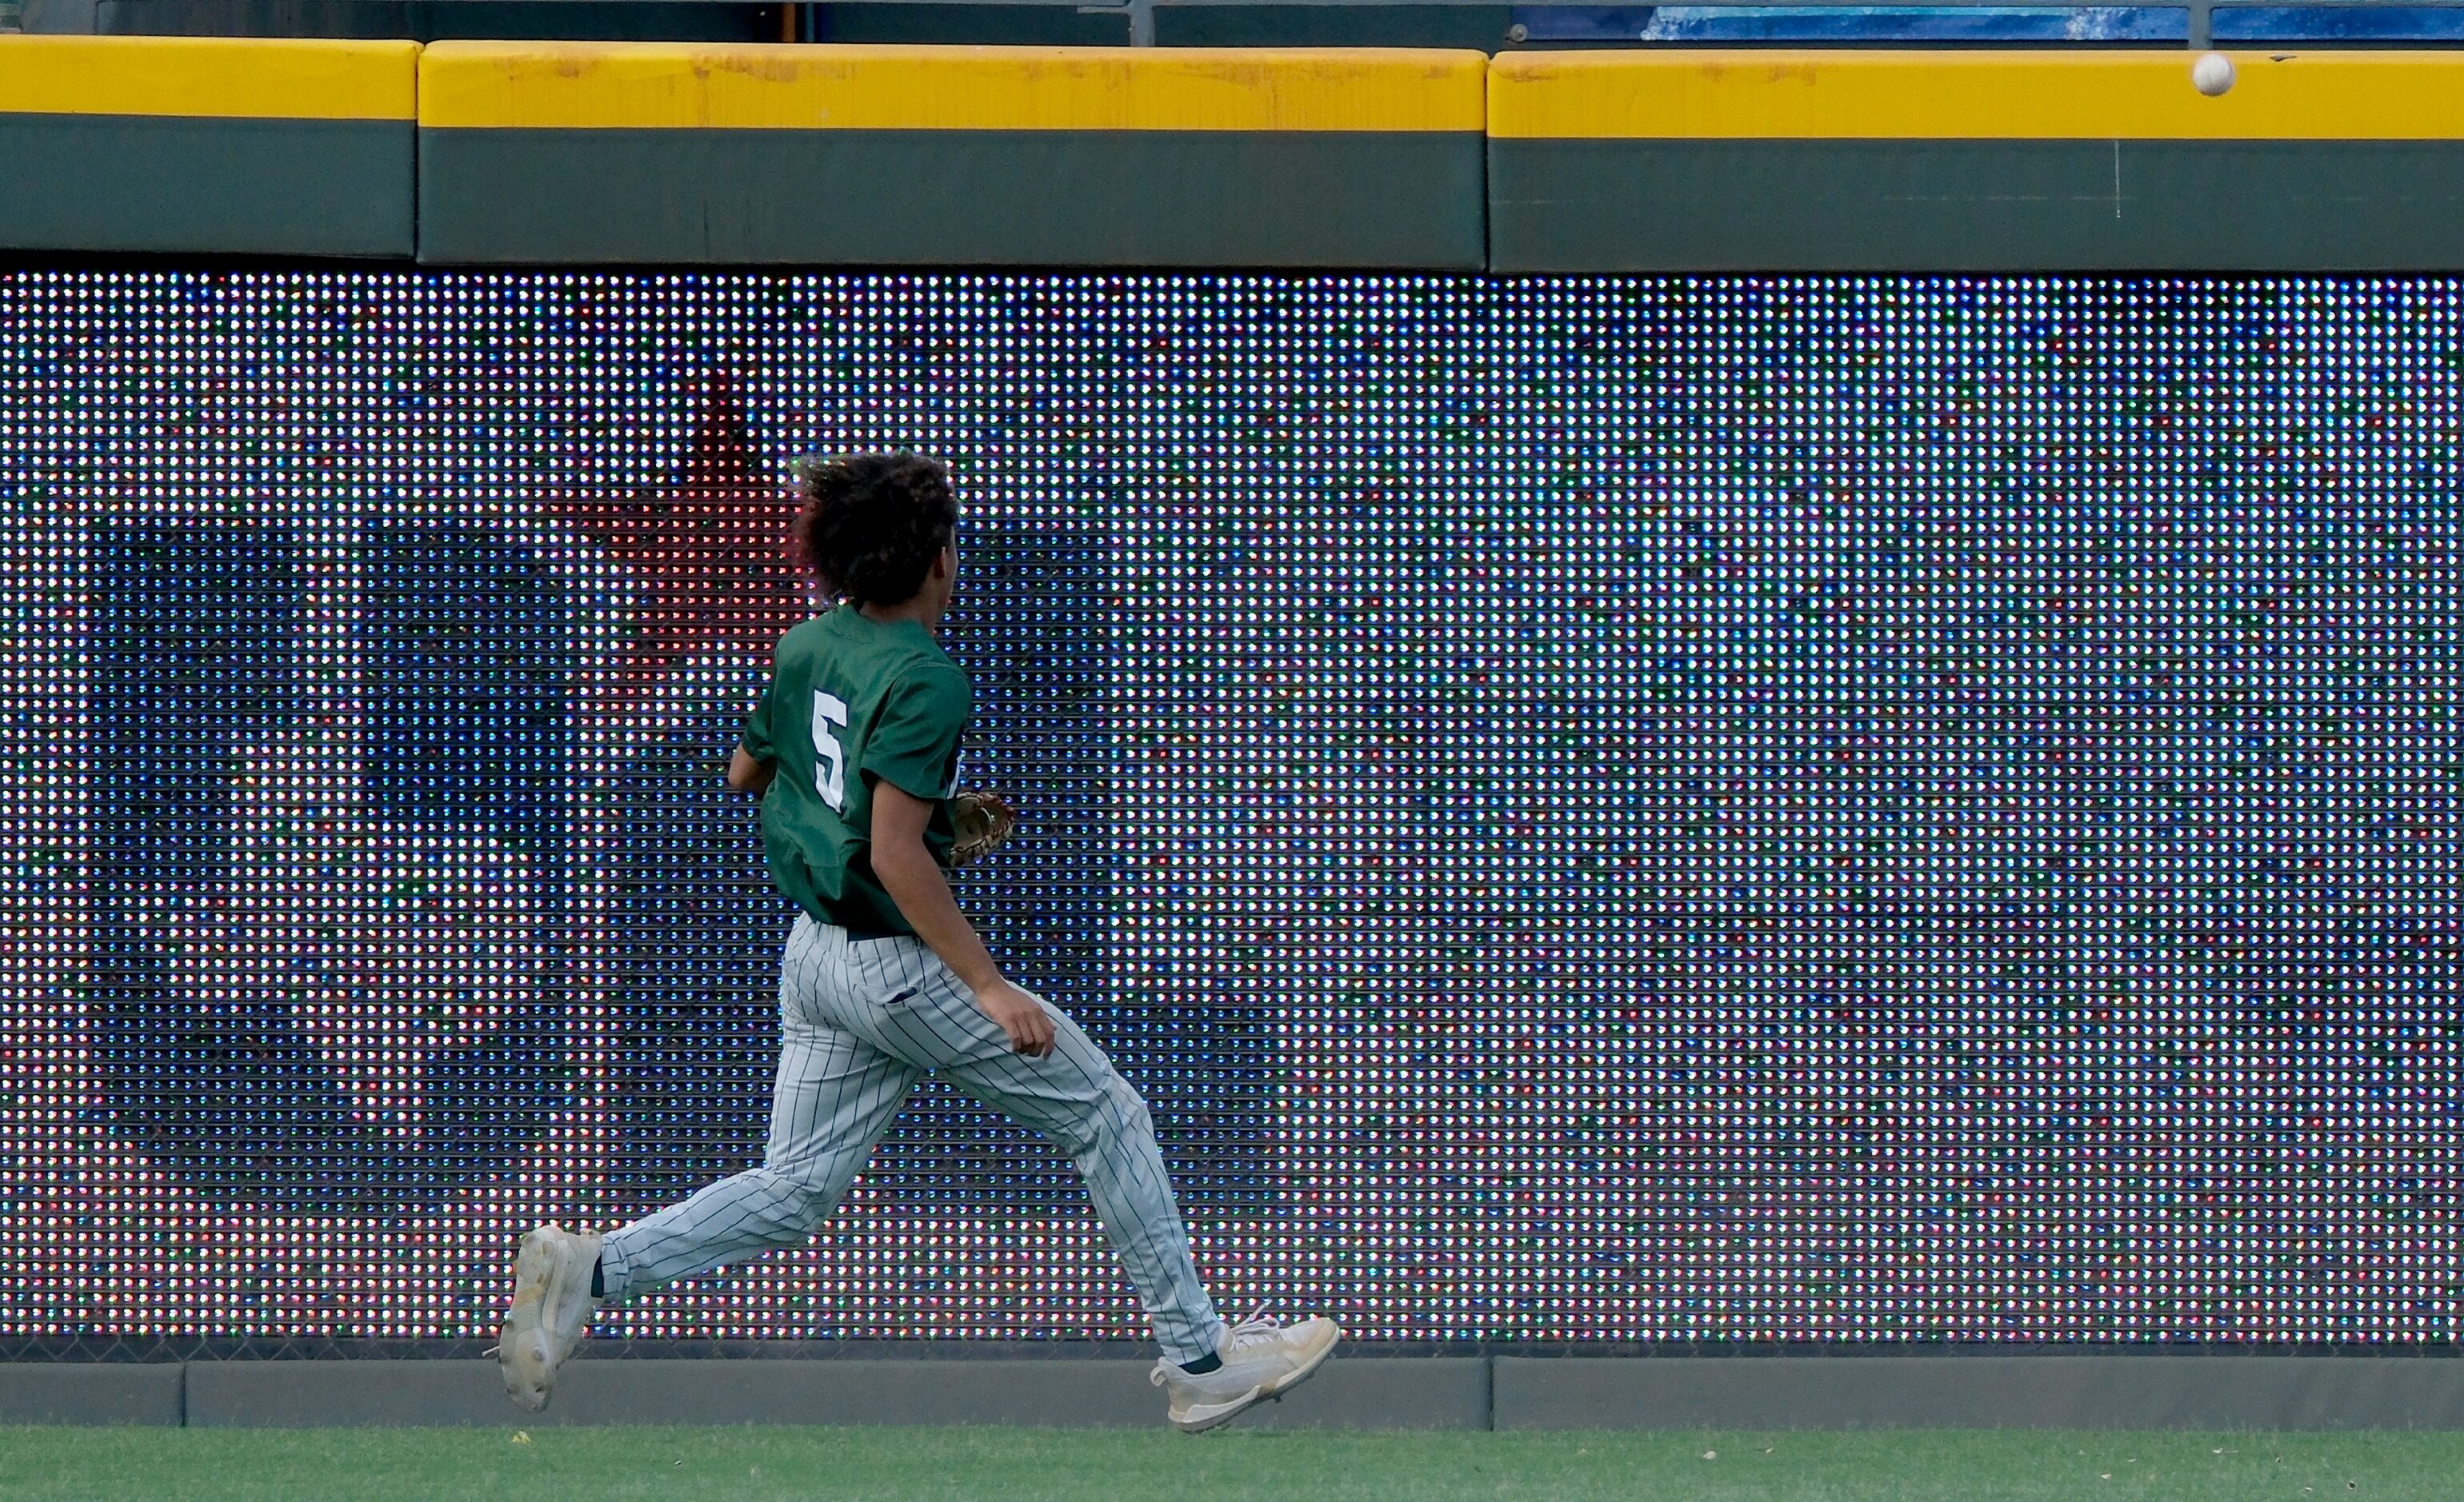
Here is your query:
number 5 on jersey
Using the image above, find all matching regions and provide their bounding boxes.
[810,690,850,811]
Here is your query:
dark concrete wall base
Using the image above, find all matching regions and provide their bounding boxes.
[180,1355,1486,1429]
[1493,1357,2464,1432]
[12,1356,2462,1429]
[0,1362,183,1425]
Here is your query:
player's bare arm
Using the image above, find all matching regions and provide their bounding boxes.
[726,745,775,795]
[870,779,1054,1059]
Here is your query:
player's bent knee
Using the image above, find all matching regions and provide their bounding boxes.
[1084,1075,1158,1150]
[754,1162,854,1228]
[1039,1089,1134,1160]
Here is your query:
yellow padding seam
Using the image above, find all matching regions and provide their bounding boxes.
[0,35,418,122]
[420,43,1486,131]
[1490,50,2464,141]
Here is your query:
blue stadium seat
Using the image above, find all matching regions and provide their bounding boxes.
[1511,4,2464,45]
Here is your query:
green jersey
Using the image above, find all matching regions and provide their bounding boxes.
[741,603,970,936]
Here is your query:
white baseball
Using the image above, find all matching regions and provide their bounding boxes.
[2192,51,2235,97]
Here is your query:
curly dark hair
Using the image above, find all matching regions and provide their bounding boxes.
[791,451,958,608]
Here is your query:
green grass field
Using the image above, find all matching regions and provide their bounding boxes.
[1,1426,2454,1500]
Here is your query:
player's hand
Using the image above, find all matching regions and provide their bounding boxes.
[973,980,1055,1058]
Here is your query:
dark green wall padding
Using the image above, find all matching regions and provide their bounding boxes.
[417,128,1487,269]
[0,114,415,258]
[18,38,2464,271]
[31,122,2464,272]
[1488,138,2464,273]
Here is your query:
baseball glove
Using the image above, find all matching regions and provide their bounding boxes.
[950,789,1018,868]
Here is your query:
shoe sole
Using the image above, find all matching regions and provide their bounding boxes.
[1174,1387,1265,1434]
[1170,1327,1341,1434]
[498,1232,565,1412]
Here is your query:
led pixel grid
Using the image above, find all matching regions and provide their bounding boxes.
[1,271,2455,1346]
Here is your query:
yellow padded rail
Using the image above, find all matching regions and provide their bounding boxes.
[0,34,418,121]
[1490,50,2464,141]
[419,43,1486,132]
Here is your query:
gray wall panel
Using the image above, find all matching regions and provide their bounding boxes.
[558,1359,1160,1428]
[1494,1356,2464,1431]
[0,1363,182,1426]
[13,1354,2464,1428]
[0,114,414,258]
[418,127,1486,269]
[176,1354,1470,1428]
[187,1359,522,1428]
[1490,138,2464,272]
[1231,1356,1489,1431]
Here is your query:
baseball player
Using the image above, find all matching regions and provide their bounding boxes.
[499,451,1339,1430]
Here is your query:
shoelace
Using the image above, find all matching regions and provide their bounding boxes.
[1151,1308,1286,1385]
[1220,1308,1288,1354]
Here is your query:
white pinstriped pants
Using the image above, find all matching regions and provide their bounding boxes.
[597,914,1229,1364]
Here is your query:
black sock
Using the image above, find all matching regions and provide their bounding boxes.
[1178,1352,1222,1375]
[589,1254,605,1299]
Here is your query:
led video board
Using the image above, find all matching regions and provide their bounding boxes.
[1,271,2454,1344]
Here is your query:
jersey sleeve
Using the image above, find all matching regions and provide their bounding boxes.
[862,665,970,801]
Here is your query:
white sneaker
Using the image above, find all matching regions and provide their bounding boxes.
[1150,1312,1342,1432]
[497,1223,601,1412]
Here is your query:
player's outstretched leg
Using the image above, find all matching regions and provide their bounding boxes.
[832,935,1345,1429]
[497,952,918,1412]
[497,1223,602,1412]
